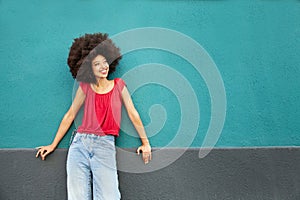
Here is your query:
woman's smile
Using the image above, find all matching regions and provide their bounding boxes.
[100,69,108,74]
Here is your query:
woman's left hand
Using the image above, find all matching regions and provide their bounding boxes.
[137,144,152,164]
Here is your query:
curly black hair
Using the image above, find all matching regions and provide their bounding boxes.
[67,33,122,83]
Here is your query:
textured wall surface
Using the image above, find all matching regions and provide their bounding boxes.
[0,0,300,148]
[1,148,300,200]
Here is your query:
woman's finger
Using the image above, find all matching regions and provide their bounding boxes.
[143,154,148,163]
[136,147,141,155]
[143,152,150,164]
[35,149,41,158]
[41,150,49,160]
[35,146,42,157]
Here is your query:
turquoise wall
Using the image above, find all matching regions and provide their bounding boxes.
[0,0,299,148]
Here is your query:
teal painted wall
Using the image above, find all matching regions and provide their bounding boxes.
[0,0,299,148]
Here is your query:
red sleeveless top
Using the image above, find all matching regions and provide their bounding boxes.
[77,78,126,136]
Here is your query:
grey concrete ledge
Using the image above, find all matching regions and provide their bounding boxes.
[0,148,299,200]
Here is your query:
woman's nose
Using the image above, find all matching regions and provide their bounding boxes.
[102,65,108,70]
[101,63,108,68]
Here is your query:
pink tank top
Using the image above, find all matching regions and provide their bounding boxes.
[77,78,126,136]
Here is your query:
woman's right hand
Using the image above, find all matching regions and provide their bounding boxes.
[35,144,56,160]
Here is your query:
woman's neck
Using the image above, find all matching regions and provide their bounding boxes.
[95,78,109,87]
[91,78,114,94]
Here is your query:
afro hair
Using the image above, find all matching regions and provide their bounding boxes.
[67,33,122,83]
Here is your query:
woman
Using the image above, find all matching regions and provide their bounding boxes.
[36,33,152,200]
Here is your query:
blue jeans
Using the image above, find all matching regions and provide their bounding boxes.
[67,133,121,200]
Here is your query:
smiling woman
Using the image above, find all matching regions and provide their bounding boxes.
[35,33,152,200]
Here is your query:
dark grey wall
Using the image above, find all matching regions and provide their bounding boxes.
[0,148,299,200]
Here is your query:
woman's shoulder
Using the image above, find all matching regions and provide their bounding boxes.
[114,77,123,81]
[114,78,126,91]
[114,78,126,84]
[79,81,91,94]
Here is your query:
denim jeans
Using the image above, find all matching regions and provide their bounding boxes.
[67,133,121,200]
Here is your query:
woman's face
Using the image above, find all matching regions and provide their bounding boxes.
[91,55,109,79]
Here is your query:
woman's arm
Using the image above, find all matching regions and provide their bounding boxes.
[36,86,86,160]
[121,86,152,164]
